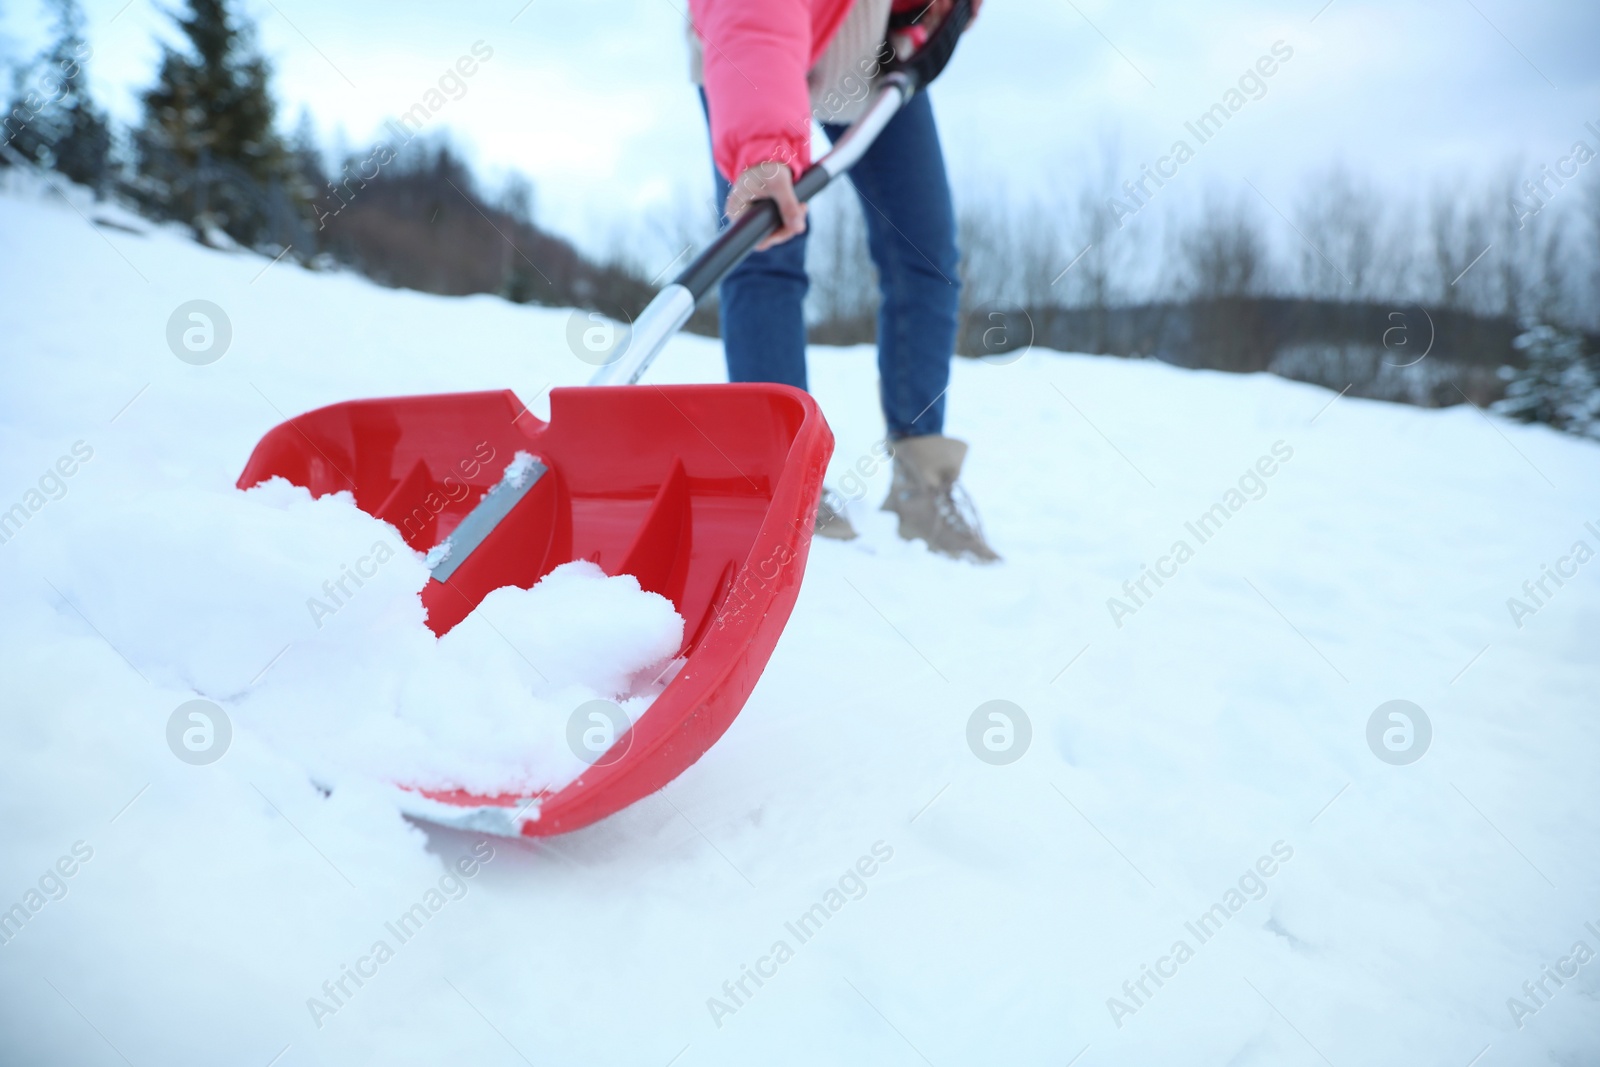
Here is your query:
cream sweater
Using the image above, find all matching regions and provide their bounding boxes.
[687,0,893,127]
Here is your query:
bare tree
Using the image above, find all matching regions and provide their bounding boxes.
[1014,195,1067,313]
[499,173,536,227]
[1164,187,1273,371]
[1061,136,1134,351]
[1580,169,1600,332]
[805,181,877,338]
[1173,187,1268,299]
[1529,218,1569,326]
[956,192,1018,318]
[1293,164,1380,300]
[1487,164,1543,323]
[1427,179,1494,311]
[1371,192,1425,305]
[630,184,719,282]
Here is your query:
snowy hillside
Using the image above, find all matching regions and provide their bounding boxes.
[2,178,1598,1067]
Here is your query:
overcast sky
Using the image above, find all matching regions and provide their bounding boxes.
[5,0,1599,260]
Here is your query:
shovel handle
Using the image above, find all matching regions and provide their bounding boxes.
[677,0,974,304]
[673,160,836,304]
[675,72,911,304]
[590,0,972,387]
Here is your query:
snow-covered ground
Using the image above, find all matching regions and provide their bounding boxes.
[2,178,1598,1066]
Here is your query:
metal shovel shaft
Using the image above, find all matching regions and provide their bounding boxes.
[589,72,916,388]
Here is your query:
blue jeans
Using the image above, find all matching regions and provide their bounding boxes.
[703,90,960,439]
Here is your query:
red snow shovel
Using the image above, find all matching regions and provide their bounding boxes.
[236,2,972,837]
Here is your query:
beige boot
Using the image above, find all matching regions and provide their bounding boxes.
[813,486,858,540]
[881,435,1000,562]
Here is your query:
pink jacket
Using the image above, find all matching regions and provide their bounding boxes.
[689,0,857,183]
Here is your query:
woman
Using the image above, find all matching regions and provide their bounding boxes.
[688,0,998,562]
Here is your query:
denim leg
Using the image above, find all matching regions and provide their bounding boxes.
[824,92,960,439]
[703,90,810,392]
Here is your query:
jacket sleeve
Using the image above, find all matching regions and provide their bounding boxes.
[689,0,814,183]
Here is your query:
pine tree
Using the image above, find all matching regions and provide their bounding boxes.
[134,0,292,246]
[1493,322,1600,440]
[1,0,111,190]
[2,68,43,163]
[41,0,112,189]
[288,109,325,188]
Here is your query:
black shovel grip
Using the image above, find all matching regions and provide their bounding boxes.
[677,165,831,302]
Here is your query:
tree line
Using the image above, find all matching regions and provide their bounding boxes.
[3,0,1596,439]
[807,153,1600,436]
[1,0,656,318]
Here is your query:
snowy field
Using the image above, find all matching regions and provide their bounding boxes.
[2,178,1599,1067]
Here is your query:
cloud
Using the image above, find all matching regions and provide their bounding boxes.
[15,0,1598,254]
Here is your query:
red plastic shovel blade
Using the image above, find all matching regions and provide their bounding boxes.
[238,383,832,836]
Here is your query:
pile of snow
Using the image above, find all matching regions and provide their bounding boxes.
[2,180,1598,1067]
[44,471,682,797]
